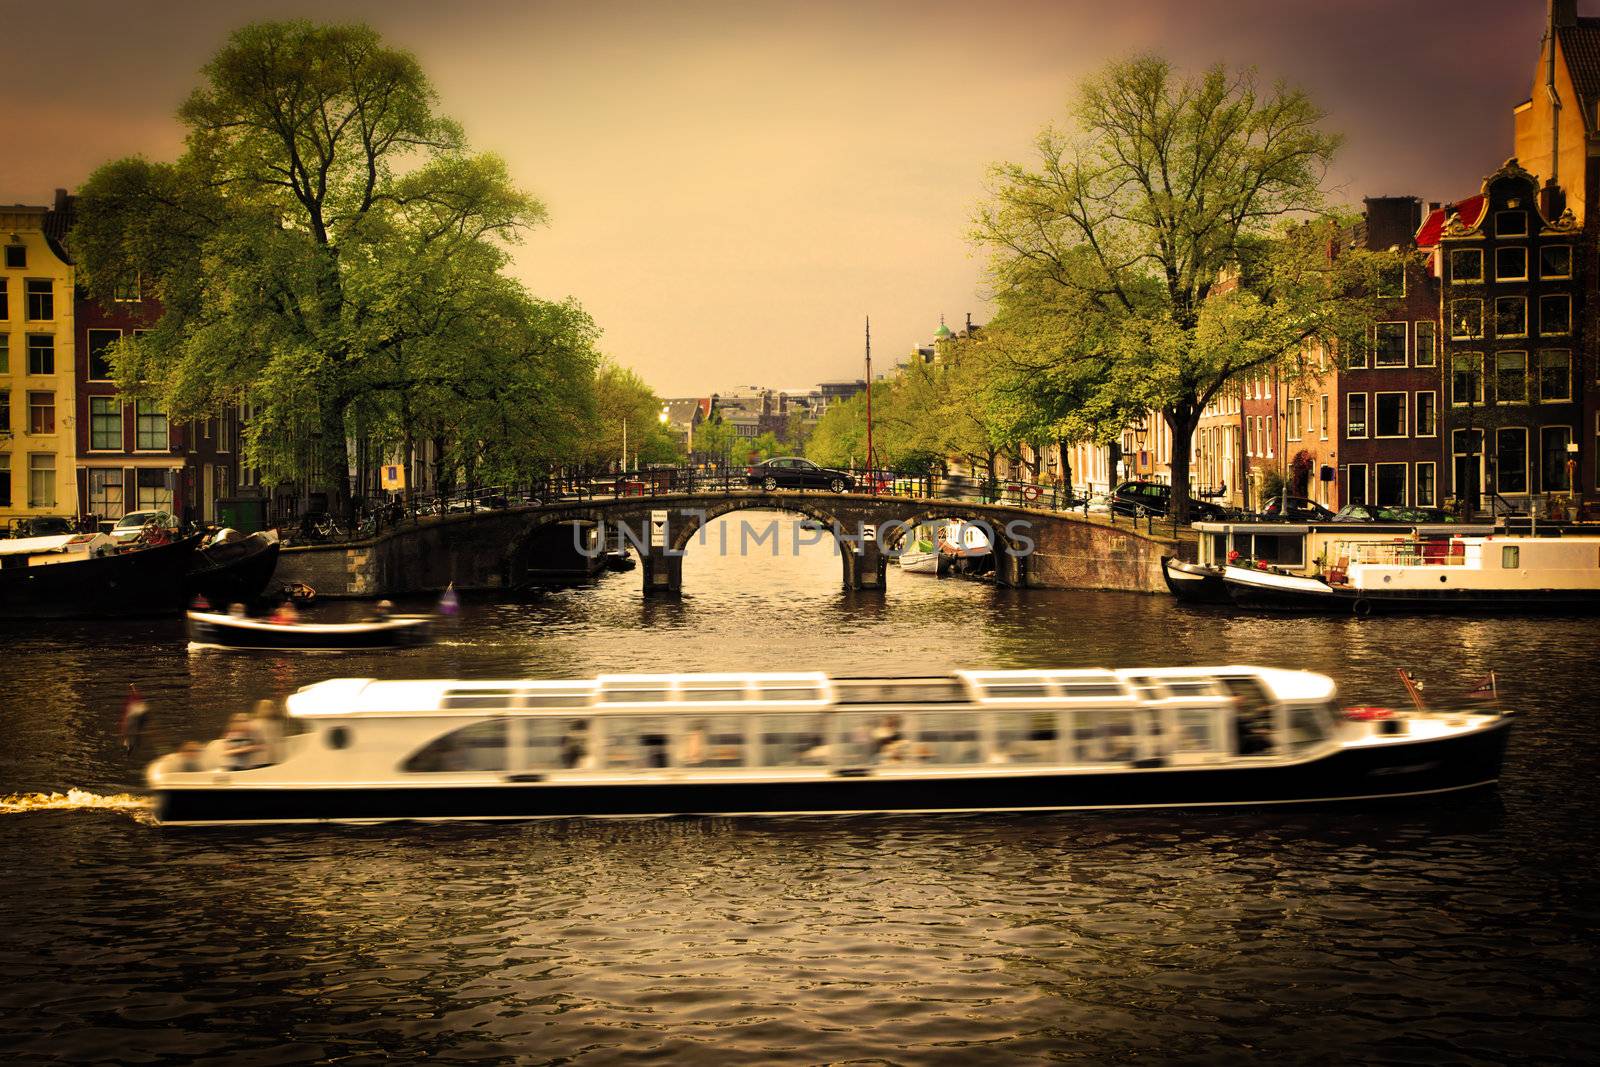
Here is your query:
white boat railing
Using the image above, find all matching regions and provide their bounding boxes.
[1343,541,1470,567]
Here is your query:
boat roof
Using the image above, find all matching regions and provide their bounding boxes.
[0,534,93,556]
[284,667,1334,718]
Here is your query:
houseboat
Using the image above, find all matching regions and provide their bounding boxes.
[146,666,1513,826]
[0,532,201,619]
[1223,534,1600,614]
[1164,519,1494,604]
[938,521,993,575]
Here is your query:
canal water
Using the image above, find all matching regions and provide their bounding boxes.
[1,512,1595,1063]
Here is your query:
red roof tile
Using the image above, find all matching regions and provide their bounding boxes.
[1415,194,1486,248]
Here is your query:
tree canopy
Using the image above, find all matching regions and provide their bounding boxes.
[72,20,600,508]
[974,55,1395,518]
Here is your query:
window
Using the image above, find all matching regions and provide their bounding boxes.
[993,712,1059,765]
[1538,350,1571,402]
[1319,395,1329,440]
[1541,426,1573,492]
[89,396,123,450]
[27,390,54,434]
[135,401,169,450]
[0,390,8,433]
[1342,334,1368,370]
[1451,299,1482,339]
[112,276,141,303]
[677,716,748,768]
[1541,245,1572,279]
[1451,353,1483,406]
[1416,462,1437,507]
[603,716,676,769]
[1453,430,1484,503]
[87,468,125,520]
[0,333,7,374]
[0,278,7,319]
[3,245,23,269]
[1495,210,1527,237]
[1346,464,1369,505]
[1375,463,1408,506]
[1416,392,1437,437]
[1502,546,1521,569]
[1286,397,1302,440]
[1374,392,1406,437]
[759,714,830,766]
[1346,393,1368,438]
[1494,246,1527,281]
[1449,249,1482,283]
[403,719,508,773]
[87,329,120,381]
[1495,351,1527,403]
[1374,322,1407,366]
[28,453,56,507]
[25,279,52,320]
[915,712,983,765]
[135,468,174,511]
[1494,297,1526,338]
[26,334,54,375]
[1414,320,1437,367]
[1540,295,1571,335]
[1377,262,1405,297]
[0,454,8,507]
[1496,428,1528,494]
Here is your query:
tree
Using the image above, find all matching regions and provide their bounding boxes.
[975,56,1394,520]
[71,20,564,514]
[588,362,676,469]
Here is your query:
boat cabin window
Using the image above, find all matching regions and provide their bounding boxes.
[677,715,748,767]
[1170,708,1224,754]
[1501,545,1519,569]
[403,719,507,773]
[992,712,1059,764]
[1046,674,1130,700]
[526,718,595,770]
[913,712,982,765]
[603,716,673,768]
[759,714,829,766]
[519,687,593,709]
[679,682,749,703]
[1072,710,1140,763]
[442,688,527,711]
[600,684,670,704]
[1218,676,1278,756]
[755,680,824,703]
[969,677,1057,702]
[832,678,965,705]
[1239,534,1305,568]
[835,712,915,765]
[1285,704,1330,752]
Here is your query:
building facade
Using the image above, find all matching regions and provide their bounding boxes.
[1,204,77,529]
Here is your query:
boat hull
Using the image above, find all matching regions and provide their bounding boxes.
[154,715,1512,826]
[1225,568,1600,614]
[1161,556,1229,603]
[898,549,938,574]
[187,613,435,651]
[0,535,201,619]
[186,534,282,606]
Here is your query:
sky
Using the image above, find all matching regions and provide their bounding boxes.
[0,0,1558,396]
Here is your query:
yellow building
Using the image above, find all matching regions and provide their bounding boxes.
[1511,1,1600,224]
[1,204,77,529]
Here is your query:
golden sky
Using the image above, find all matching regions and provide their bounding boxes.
[0,0,1550,395]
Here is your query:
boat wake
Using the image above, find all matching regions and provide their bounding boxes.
[1,788,156,823]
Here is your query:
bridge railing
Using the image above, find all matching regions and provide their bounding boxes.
[279,465,1192,544]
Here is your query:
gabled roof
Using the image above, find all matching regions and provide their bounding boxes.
[1415,194,1487,248]
[1558,18,1600,128]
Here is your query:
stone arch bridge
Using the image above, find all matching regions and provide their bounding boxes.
[275,491,1184,598]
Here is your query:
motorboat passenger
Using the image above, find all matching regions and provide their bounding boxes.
[228,602,248,618]
[174,741,206,772]
[269,600,300,625]
[559,721,589,769]
[250,699,285,764]
[222,713,264,770]
[373,599,394,620]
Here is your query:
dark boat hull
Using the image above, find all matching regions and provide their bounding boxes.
[186,535,283,606]
[1227,576,1600,615]
[0,536,201,619]
[1161,556,1229,603]
[187,613,434,651]
[155,716,1512,826]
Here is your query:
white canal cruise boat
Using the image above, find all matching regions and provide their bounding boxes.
[147,668,1513,826]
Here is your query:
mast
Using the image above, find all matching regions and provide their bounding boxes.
[864,316,875,494]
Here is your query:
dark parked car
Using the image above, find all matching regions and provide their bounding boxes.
[1109,481,1228,521]
[1256,495,1336,521]
[10,515,78,538]
[1331,503,1456,524]
[746,457,855,493]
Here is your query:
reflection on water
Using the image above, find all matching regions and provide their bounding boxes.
[0,513,1595,1062]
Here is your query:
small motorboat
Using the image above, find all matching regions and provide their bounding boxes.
[187,610,435,651]
[186,529,282,606]
[146,665,1514,827]
[897,526,939,574]
[603,549,637,572]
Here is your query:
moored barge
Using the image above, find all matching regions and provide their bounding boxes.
[147,667,1514,826]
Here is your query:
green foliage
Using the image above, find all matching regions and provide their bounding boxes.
[71,20,597,502]
[587,362,676,468]
[974,55,1397,519]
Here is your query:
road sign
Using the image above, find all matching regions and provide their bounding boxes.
[650,509,668,548]
[380,464,407,490]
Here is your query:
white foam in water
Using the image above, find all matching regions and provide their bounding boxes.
[1,788,155,820]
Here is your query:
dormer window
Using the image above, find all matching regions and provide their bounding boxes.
[1495,210,1527,237]
[3,245,24,269]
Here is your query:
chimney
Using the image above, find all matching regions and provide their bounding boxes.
[1554,0,1577,29]
[1540,178,1566,221]
[1363,196,1422,250]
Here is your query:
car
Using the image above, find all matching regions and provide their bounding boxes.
[1255,495,1336,521]
[1109,481,1228,521]
[746,457,855,493]
[109,509,178,543]
[1331,503,1457,524]
[9,515,78,538]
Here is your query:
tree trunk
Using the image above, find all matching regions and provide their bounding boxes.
[1165,403,1200,525]
[1057,438,1073,499]
[318,394,352,521]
